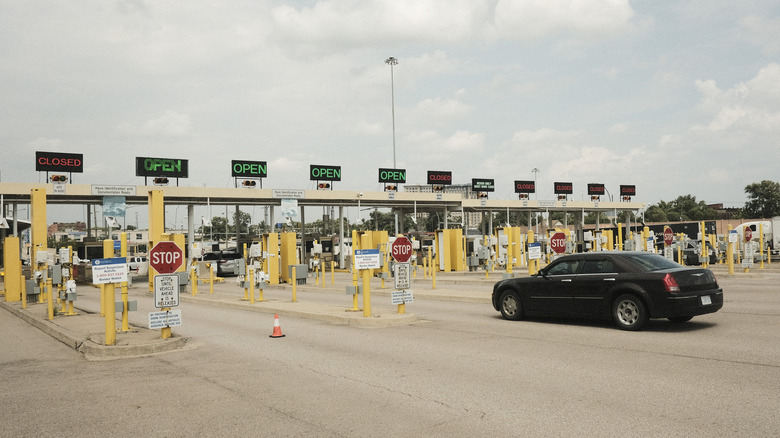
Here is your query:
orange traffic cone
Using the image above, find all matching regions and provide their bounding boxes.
[269,314,285,338]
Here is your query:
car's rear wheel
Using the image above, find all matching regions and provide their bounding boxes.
[612,294,648,331]
[499,290,523,321]
[668,316,693,323]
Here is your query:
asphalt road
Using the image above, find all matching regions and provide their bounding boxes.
[1,271,779,437]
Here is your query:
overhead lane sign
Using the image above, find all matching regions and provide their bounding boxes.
[232,160,268,178]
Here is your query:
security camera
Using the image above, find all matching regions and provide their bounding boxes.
[358,192,363,197]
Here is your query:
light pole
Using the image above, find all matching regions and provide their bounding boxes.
[385,56,399,235]
[385,56,398,168]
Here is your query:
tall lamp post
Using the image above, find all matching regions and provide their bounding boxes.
[385,57,398,168]
[386,56,399,234]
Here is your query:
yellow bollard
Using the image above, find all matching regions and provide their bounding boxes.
[209,263,214,294]
[331,261,335,285]
[527,230,536,276]
[103,240,117,346]
[21,275,27,309]
[191,265,198,296]
[291,266,297,302]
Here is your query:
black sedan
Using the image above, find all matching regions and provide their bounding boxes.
[492,251,723,330]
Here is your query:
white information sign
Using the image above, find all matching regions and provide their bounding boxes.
[355,249,381,270]
[728,230,738,243]
[53,183,66,195]
[154,274,180,308]
[391,289,414,305]
[527,242,542,260]
[91,257,128,284]
[92,185,137,196]
[148,309,183,329]
[393,262,411,290]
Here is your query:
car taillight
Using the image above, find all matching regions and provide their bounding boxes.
[663,273,680,293]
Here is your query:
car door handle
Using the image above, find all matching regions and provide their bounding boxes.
[603,278,616,281]
[562,279,572,282]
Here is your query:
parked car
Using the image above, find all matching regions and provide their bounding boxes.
[492,251,723,331]
[201,250,243,276]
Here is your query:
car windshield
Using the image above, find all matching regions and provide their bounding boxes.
[622,254,680,271]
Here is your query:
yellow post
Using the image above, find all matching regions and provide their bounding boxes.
[727,225,734,275]
[291,266,297,302]
[617,223,623,250]
[760,223,765,269]
[21,275,27,309]
[191,263,198,296]
[31,188,47,304]
[208,263,214,294]
[103,239,117,345]
[147,190,165,292]
[642,226,650,252]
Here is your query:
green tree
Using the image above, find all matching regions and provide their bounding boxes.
[653,195,718,221]
[643,205,668,222]
[744,180,780,218]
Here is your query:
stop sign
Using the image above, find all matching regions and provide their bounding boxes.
[391,237,413,263]
[744,227,753,242]
[149,241,184,274]
[549,232,566,254]
[663,227,674,246]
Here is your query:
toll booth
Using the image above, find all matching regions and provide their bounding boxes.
[279,232,297,284]
[434,228,464,272]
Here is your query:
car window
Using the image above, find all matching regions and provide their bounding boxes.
[623,254,679,271]
[546,259,581,275]
[581,258,618,274]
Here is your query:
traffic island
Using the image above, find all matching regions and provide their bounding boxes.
[0,300,187,361]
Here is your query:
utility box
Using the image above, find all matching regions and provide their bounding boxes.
[288,264,308,285]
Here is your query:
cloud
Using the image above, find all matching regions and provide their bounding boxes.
[117,111,193,137]
[693,63,780,132]
[494,0,636,40]
[740,15,780,55]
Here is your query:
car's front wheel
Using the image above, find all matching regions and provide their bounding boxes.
[499,290,523,321]
[612,294,648,331]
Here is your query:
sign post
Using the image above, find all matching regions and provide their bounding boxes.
[148,240,184,338]
[390,237,414,312]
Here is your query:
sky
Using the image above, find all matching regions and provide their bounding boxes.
[1,1,779,227]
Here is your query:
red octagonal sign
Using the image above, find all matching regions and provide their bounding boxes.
[550,232,566,254]
[149,241,184,274]
[391,237,413,263]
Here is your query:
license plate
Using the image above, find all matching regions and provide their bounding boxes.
[701,295,712,305]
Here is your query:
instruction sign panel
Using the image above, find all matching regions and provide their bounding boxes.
[355,249,381,270]
[154,274,180,308]
[148,309,182,329]
[393,262,411,290]
[92,257,128,284]
[391,289,414,305]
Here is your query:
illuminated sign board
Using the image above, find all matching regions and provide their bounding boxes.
[232,160,267,178]
[554,182,573,195]
[472,178,495,192]
[310,164,341,181]
[587,183,606,196]
[427,170,452,185]
[378,168,406,184]
[514,180,535,194]
[135,157,188,178]
[620,185,636,196]
[36,151,83,173]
